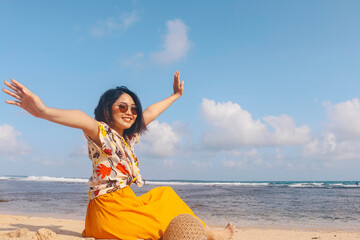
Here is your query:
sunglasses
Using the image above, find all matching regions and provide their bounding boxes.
[118,102,139,115]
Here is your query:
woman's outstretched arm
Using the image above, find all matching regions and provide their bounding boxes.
[143,71,184,126]
[3,79,99,142]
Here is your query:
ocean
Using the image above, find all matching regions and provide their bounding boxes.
[0,176,359,230]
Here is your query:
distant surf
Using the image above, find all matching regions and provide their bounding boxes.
[147,180,360,188]
[0,175,88,183]
[1,175,359,188]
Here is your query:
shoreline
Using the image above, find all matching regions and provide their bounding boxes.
[2,211,360,232]
[1,214,360,240]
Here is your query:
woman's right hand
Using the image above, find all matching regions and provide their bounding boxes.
[3,78,47,118]
[3,78,99,143]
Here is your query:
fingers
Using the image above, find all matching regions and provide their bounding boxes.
[2,88,22,100]
[3,79,30,107]
[173,71,184,95]
[11,78,29,92]
[174,70,180,81]
[4,80,21,95]
[173,71,180,88]
[180,81,184,95]
[4,100,21,107]
[4,79,29,96]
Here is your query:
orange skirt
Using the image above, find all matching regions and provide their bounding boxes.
[82,186,205,240]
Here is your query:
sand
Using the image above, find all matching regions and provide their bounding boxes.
[0,214,359,240]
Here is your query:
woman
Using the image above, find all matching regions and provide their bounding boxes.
[3,71,235,240]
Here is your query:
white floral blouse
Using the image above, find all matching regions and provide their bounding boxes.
[86,121,142,200]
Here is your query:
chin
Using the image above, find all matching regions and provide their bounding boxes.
[120,123,134,130]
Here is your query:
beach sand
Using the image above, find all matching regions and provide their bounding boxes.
[0,214,359,240]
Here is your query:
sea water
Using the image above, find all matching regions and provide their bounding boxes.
[0,176,359,230]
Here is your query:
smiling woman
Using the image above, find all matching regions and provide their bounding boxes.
[2,71,235,240]
[94,86,145,138]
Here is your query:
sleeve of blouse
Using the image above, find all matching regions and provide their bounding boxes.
[127,133,140,149]
[85,122,116,156]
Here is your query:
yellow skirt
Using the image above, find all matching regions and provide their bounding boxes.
[82,186,205,240]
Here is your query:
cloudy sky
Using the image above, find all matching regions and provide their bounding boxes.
[1,0,360,181]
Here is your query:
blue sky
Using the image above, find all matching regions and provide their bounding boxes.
[1,0,360,180]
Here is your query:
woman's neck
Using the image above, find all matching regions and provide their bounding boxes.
[112,126,124,137]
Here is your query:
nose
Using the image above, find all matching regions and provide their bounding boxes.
[125,108,132,115]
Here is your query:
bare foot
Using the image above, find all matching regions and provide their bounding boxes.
[206,223,236,240]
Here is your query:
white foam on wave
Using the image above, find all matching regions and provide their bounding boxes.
[0,176,11,180]
[289,183,324,188]
[288,182,360,188]
[26,176,88,183]
[146,181,269,186]
[329,183,360,188]
[18,176,88,183]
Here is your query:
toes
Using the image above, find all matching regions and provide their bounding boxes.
[226,223,236,234]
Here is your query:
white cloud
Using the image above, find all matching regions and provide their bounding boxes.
[137,120,181,158]
[221,159,237,168]
[163,159,176,168]
[303,133,336,157]
[90,11,139,37]
[121,52,144,68]
[191,161,213,168]
[31,156,65,167]
[0,124,31,155]
[221,159,251,169]
[325,98,360,141]
[263,114,311,145]
[201,98,267,147]
[200,98,311,148]
[275,148,283,159]
[302,98,360,162]
[121,11,139,30]
[151,19,190,64]
[245,148,260,158]
[303,133,360,161]
[221,148,264,169]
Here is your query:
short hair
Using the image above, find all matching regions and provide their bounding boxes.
[94,86,147,137]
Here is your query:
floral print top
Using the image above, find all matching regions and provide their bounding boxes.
[86,121,142,200]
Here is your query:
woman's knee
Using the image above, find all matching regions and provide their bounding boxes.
[159,186,177,195]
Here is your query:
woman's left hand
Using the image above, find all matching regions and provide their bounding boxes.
[173,71,184,97]
[143,71,185,126]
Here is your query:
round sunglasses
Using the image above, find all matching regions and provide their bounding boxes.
[118,102,139,115]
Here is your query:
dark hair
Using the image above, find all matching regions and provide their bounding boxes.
[94,86,147,137]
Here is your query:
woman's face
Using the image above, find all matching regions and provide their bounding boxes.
[111,93,138,135]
